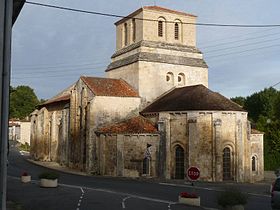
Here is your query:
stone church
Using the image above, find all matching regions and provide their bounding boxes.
[30,6,264,182]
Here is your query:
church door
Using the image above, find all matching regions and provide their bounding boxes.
[223,147,231,180]
[175,145,185,179]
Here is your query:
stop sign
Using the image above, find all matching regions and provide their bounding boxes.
[187,166,200,181]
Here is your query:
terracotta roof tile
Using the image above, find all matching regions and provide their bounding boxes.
[115,6,196,25]
[40,94,70,107]
[96,116,158,134]
[141,85,245,114]
[81,76,139,97]
[143,6,196,17]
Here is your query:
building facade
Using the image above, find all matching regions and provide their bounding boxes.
[30,6,264,182]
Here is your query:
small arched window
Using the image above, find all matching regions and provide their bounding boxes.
[166,72,174,85]
[175,23,179,40]
[178,73,185,86]
[124,23,128,46]
[158,21,163,37]
[252,156,256,171]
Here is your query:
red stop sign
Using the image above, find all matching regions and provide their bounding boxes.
[187,166,200,181]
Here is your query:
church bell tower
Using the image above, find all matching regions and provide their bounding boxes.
[106,6,208,104]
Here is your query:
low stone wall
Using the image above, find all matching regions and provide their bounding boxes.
[264,171,277,182]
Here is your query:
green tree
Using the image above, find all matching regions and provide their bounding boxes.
[9,85,39,119]
[231,96,246,107]
[244,87,278,122]
[233,87,280,170]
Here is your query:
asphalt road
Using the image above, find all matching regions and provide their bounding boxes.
[7,144,272,210]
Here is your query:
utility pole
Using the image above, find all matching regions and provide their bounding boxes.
[0,0,13,209]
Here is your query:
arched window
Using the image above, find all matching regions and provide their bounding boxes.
[166,72,174,85]
[132,18,136,42]
[178,73,185,86]
[223,147,231,180]
[124,23,128,46]
[158,21,163,37]
[252,156,256,171]
[175,23,179,40]
[175,145,184,179]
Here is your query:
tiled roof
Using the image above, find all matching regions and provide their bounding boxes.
[42,94,70,106]
[141,85,245,114]
[115,6,196,25]
[251,129,264,135]
[81,76,139,97]
[143,6,196,17]
[96,116,158,134]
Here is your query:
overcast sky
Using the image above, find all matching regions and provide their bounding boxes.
[11,0,280,100]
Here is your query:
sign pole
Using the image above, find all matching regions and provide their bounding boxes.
[0,0,13,209]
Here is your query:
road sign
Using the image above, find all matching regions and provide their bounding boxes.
[187,166,200,181]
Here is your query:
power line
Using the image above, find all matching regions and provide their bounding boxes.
[205,43,280,59]
[204,36,280,54]
[13,61,108,70]
[11,68,105,78]
[201,31,280,50]
[26,1,280,28]
[12,66,106,75]
[12,63,107,72]
[272,81,280,88]
[199,28,278,47]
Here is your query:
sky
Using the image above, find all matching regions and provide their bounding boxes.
[11,0,280,100]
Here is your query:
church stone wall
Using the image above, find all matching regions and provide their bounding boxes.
[142,10,196,46]
[156,111,258,182]
[90,96,141,128]
[138,61,208,103]
[249,134,264,182]
[106,62,140,93]
[169,114,188,179]
[99,134,159,177]
[188,112,213,181]
[116,12,143,50]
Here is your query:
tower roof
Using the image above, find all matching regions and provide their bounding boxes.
[115,6,196,25]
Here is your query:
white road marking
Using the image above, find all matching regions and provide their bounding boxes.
[122,196,130,209]
[76,187,85,209]
[80,187,84,194]
[159,182,270,198]
[168,203,173,210]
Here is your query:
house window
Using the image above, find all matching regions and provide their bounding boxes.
[175,23,179,40]
[124,23,128,46]
[158,20,163,37]
[132,18,136,42]
[252,156,256,171]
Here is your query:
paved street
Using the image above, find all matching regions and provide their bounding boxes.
[7,144,272,210]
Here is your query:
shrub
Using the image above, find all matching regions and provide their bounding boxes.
[21,171,28,176]
[217,188,247,207]
[38,172,59,180]
[19,142,30,152]
[180,192,198,198]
